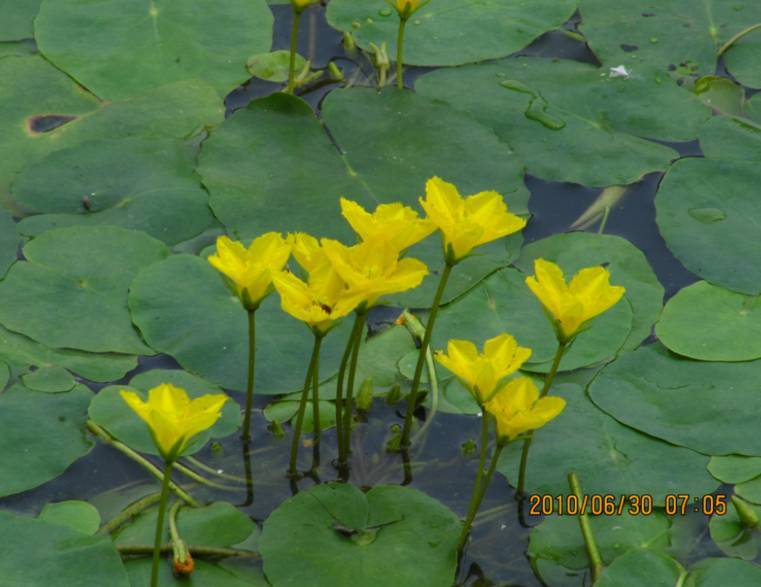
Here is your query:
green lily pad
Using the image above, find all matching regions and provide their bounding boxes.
[0,0,42,41]
[89,369,240,457]
[0,324,136,383]
[0,55,224,203]
[115,502,255,547]
[0,510,129,586]
[656,157,761,295]
[432,268,633,374]
[578,0,761,75]
[415,57,698,186]
[247,50,308,83]
[0,360,8,392]
[327,0,577,66]
[126,559,255,587]
[656,281,761,361]
[724,35,761,89]
[21,366,76,393]
[0,209,18,278]
[39,500,101,535]
[14,138,214,245]
[515,232,663,352]
[736,477,761,505]
[698,113,761,161]
[260,483,460,587]
[709,455,761,484]
[199,89,528,305]
[0,383,93,498]
[35,0,274,100]
[685,558,761,587]
[264,399,336,434]
[709,497,761,560]
[590,344,761,455]
[499,384,718,504]
[695,76,746,116]
[128,254,350,395]
[596,549,683,587]
[0,226,167,355]
[530,512,671,586]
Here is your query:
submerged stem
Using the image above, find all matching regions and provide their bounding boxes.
[341,311,367,465]
[335,313,363,464]
[457,413,491,551]
[241,309,257,443]
[288,334,322,477]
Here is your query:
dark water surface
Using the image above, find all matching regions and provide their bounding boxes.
[0,5,720,587]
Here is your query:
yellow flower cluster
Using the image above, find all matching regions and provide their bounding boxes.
[206,177,525,334]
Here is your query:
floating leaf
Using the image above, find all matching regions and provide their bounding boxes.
[530,513,671,586]
[327,0,577,66]
[0,0,42,41]
[198,90,528,306]
[709,496,761,560]
[126,559,256,587]
[515,232,663,352]
[14,139,214,245]
[0,510,129,586]
[685,558,761,586]
[128,254,350,394]
[0,324,136,383]
[698,113,761,161]
[656,158,761,295]
[247,50,308,83]
[499,384,718,504]
[260,483,460,587]
[264,399,336,433]
[589,344,761,456]
[595,549,683,587]
[0,360,8,392]
[0,56,223,202]
[432,268,633,373]
[21,366,76,393]
[35,0,274,99]
[0,209,18,278]
[656,281,761,361]
[708,455,761,484]
[0,383,93,498]
[416,57,702,186]
[39,500,101,535]
[0,226,167,355]
[89,369,240,457]
[115,502,255,548]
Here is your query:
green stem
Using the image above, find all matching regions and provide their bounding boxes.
[457,413,491,551]
[718,22,761,56]
[568,472,603,583]
[289,334,322,477]
[151,461,174,587]
[168,501,183,544]
[241,309,256,442]
[183,456,247,484]
[341,311,368,464]
[86,420,199,507]
[171,461,239,492]
[99,492,162,535]
[517,340,566,497]
[401,263,453,449]
[396,17,408,89]
[286,9,303,93]
[311,332,323,471]
[118,544,257,559]
[335,314,362,464]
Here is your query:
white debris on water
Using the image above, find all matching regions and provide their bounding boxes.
[609,65,631,79]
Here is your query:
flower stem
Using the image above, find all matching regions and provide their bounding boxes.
[335,314,362,464]
[516,340,566,497]
[718,22,761,56]
[400,263,453,449]
[457,413,491,551]
[151,461,174,587]
[568,472,603,582]
[396,16,408,89]
[241,309,257,443]
[99,492,162,535]
[118,544,257,559]
[286,9,303,93]
[289,334,322,477]
[86,420,199,507]
[311,332,323,472]
[341,311,368,465]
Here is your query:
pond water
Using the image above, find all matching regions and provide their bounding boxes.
[2,2,758,586]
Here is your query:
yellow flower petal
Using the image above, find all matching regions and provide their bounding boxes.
[485,378,565,441]
[340,197,434,252]
[525,259,626,340]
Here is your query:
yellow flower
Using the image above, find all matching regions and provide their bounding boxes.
[393,0,427,16]
[321,238,428,309]
[120,384,228,461]
[419,177,527,264]
[274,234,359,334]
[524,259,626,341]
[291,0,318,11]
[340,198,435,252]
[484,377,565,442]
[207,233,291,311]
[435,333,532,404]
